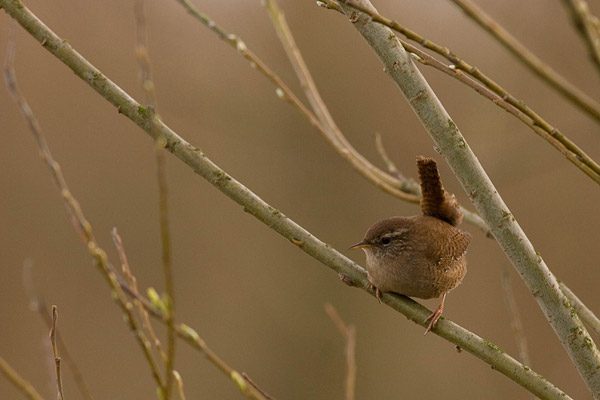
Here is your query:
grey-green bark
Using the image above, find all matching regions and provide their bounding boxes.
[561,282,600,338]
[337,0,600,398]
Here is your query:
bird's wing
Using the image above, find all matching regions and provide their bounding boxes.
[449,229,472,260]
[433,228,472,269]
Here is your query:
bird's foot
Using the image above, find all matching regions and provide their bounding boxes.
[423,308,443,335]
[423,293,447,335]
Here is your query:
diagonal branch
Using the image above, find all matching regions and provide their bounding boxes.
[561,0,600,74]
[264,0,496,226]
[560,282,600,339]
[334,0,600,397]
[450,0,600,120]
[0,356,46,400]
[173,0,421,204]
[321,0,600,185]
[175,0,493,235]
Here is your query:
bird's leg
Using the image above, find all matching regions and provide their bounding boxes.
[368,283,382,304]
[424,292,447,335]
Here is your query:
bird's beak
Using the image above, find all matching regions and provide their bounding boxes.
[349,240,372,250]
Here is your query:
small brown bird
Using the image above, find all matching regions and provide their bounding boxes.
[350,156,471,334]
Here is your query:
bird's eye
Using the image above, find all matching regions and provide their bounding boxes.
[381,237,391,245]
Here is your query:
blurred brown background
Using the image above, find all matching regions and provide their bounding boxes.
[1,0,599,398]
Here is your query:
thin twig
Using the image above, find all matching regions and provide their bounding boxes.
[110,272,270,400]
[322,0,600,185]
[404,44,600,184]
[175,0,492,233]
[172,371,188,400]
[3,23,166,393]
[49,305,65,400]
[264,0,497,232]
[112,228,168,363]
[174,0,422,204]
[0,3,574,397]
[501,266,532,367]
[269,0,409,192]
[266,0,339,136]
[264,0,352,150]
[4,10,268,400]
[560,282,600,339]
[6,35,269,400]
[324,303,357,400]
[111,231,270,400]
[22,261,96,400]
[241,373,278,400]
[450,0,600,122]
[561,0,600,74]
[0,355,46,400]
[264,0,435,196]
[373,132,405,182]
[133,2,176,398]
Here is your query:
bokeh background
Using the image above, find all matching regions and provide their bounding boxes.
[1,0,600,399]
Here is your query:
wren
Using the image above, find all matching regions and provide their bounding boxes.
[350,156,471,334]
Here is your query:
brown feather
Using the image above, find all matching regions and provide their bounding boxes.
[417,156,463,226]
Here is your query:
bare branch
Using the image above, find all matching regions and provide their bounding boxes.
[172,371,188,400]
[133,2,176,397]
[561,282,600,339]
[501,266,532,367]
[373,133,406,182]
[112,228,169,364]
[174,0,421,204]
[561,0,600,74]
[322,0,600,185]
[4,20,167,393]
[451,0,600,120]
[4,9,268,400]
[22,261,96,400]
[49,306,65,400]
[324,303,357,400]
[241,373,278,400]
[0,355,46,400]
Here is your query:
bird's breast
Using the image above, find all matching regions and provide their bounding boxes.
[364,249,466,299]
